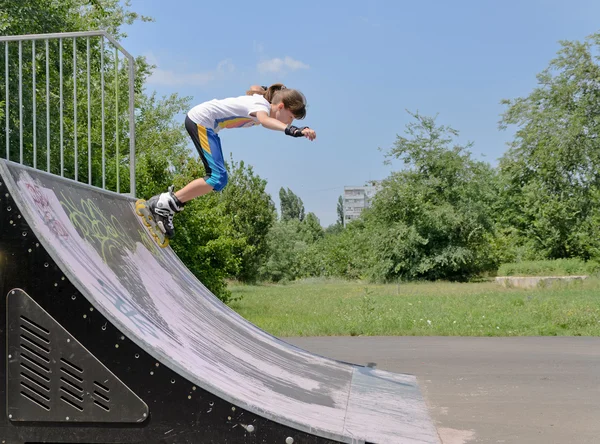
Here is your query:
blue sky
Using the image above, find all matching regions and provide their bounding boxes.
[122,0,600,227]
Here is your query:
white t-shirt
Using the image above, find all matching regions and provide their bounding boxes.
[187,94,271,133]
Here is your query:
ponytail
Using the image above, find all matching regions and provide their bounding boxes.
[246,83,287,103]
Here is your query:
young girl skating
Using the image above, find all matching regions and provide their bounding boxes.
[143,84,316,241]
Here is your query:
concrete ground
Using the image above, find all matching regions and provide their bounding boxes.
[284,336,600,444]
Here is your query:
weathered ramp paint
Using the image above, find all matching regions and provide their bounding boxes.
[0,160,440,444]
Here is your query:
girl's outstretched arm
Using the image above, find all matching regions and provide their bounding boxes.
[254,110,288,131]
[253,111,316,140]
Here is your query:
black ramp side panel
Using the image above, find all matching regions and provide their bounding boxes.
[0,159,441,444]
[6,288,149,423]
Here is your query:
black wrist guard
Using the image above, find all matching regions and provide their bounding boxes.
[285,124,307,137]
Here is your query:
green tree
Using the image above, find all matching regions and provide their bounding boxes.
[259,220,309,282]
[336,195,344,226]
[498,32,600,260]
[279,187,305,221]
[300,212,324,243]
[220,156,277,283]
[366,110,498,281]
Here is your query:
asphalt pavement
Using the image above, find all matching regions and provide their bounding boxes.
[284,336,600,444]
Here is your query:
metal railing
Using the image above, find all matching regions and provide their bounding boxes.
[0,31,136,196]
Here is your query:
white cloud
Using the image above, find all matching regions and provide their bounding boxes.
[257,56,310,74]
[145,52,235,87]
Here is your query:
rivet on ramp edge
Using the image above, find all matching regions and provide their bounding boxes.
[286,438,294,444]
[245,424,255,433]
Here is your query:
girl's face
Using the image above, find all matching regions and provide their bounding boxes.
[272,102,295,125]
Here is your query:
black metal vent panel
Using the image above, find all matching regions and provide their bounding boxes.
[6,288,149,423]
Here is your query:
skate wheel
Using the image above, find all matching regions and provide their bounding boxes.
[135,199,146,216]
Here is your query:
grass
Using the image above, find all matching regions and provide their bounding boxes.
[498,258,600,277]
[228,277,600,337]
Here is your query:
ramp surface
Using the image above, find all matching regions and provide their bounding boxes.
[0,160,440,443]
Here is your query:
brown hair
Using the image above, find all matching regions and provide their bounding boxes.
[246,83,307,120]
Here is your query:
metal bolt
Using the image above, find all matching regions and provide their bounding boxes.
[22,231,27,236]
[247,425,255,433]
[67,339,70,343]
[286,438,294,444]
[231,407,236,412]
[66,416,70,421]
[115,344,119,348]
[44,262,49,267]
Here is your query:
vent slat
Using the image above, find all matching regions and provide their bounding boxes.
[60,396,84,412]
[21,381,51,402]
[21,354,50,373]
[20,315,51,335]
[21,372,51,392]
[20,343,51,364]
[21,391,50,411]
[20,334,51,354]
[20,325,50,344]
[20,362,51,382]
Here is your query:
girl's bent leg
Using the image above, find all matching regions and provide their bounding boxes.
[175,179,214,203]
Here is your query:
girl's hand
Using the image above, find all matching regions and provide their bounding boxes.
[302,127,316,141]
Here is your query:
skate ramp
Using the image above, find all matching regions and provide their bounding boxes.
[0,159,440,443]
